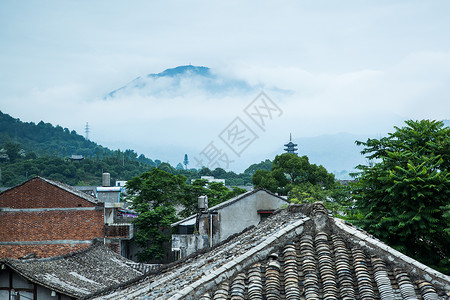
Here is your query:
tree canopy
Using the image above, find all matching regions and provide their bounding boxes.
[252,153,336,195]
[251,153,348,215]
[125,169,246,262]
[350,120,450,274]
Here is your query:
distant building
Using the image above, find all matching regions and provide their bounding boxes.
[0,176,133,259]
[115,180,127,187]
[171,189,289,259]
[284,133,298,155]
[69,154,84,160]
[191,176,226,185]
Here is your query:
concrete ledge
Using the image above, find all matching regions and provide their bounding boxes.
[0,207,102,212]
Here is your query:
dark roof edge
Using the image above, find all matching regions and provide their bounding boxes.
[333,218,450,291]
[0,245,101,297]
[81,224,259,300]
[0,243,126,298]
[176,216,312,299]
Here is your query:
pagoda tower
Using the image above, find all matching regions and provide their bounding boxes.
[284,133,298,155]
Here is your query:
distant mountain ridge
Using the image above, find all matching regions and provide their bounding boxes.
[106,65,258,98]
[0,110,153,165]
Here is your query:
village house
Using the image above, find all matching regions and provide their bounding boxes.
[171,188,289,259]
[87,202,450,299]
[0,176,133,259]
[0,243,157,299]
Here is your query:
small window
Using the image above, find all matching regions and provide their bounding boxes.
[258,210,274,222]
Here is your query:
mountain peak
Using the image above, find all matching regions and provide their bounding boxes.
[106,65,255,98]
[152,65,211,78]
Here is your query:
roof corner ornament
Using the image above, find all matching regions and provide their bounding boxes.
[310,202,329,232]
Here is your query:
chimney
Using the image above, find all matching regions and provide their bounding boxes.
[102,172,111,187]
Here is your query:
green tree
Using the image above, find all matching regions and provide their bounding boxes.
[180,179,246,218]
[253,153,335,195]
[252,169,279,192]
[126,169,187,262]
[133,206,178,261]
[244,159,273,175]
[350,120,450,274]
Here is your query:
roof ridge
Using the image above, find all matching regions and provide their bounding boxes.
[38,176,99,205]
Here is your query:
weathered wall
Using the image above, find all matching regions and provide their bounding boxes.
[0,178,105,259]
[172,234,209,258]
[217,190,288,242]
[0,177,96,208]
[0,210,104,241]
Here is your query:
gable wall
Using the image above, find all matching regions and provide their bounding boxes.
[217,190,288,241]
[0,178,105,259]
[0,178,96,208]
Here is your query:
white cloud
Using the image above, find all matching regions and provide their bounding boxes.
[1,1,450,172]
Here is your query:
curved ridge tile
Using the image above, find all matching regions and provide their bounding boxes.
[352,248,377,299]
[299,234,320,300]
[315,232,339,300]
[331,234,357,300]
[265,253,282,300]
[282,242,301,299]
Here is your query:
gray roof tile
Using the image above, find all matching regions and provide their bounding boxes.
[1,244,154,298]
[89,203,450,300]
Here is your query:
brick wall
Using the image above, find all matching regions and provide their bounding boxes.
[0,177,106,259]
[104,224,132,239]
[0,210,104,241]
[0,177,96,208]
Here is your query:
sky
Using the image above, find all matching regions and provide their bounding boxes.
[1,1,449,173]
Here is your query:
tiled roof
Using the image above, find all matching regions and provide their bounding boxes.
[89,203,450,300]
[1,243,155,298]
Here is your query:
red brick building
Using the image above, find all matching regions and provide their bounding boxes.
[0,177,107,258]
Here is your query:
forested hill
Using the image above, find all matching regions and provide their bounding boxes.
[0,110,256,187]
[0,110,153,164]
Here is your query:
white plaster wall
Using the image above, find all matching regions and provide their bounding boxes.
[217,191,287,242]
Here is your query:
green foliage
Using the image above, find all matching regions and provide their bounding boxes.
[133,205,178,261]
[0,110,155,165]
[252,169,279,192]
[252,153,336,195]
[126,169,246,262]
[180,179,247,218]
[0,149,155,186]
[289,182,351,217]
[350,120,450,274]
[127,169,186,262]
[244,159,272,175]
[251,153,348,216]
[127,169,187,211]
